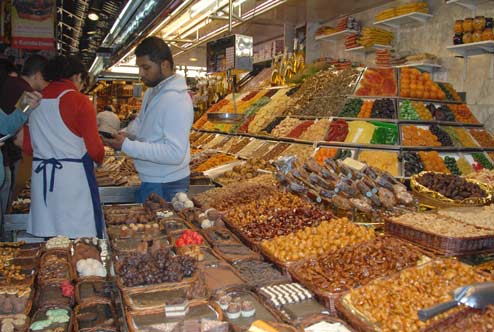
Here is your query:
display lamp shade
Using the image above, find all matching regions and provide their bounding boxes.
[88,12,99,21]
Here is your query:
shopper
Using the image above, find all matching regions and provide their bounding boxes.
[103,36,193,202]
[0,92,42,233]
[97,105,121,135]
[23,55,105,239]
[0,55,48,214]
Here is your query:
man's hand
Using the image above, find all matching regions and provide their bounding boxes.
[0,142,4,148]
[24,91,43,110]
[102,133,126,151]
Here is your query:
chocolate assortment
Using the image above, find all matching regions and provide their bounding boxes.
[232,260,289,287]
[117,248,196,287]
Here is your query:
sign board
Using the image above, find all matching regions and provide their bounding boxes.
[11,0,55,50]
[206,34,253,73]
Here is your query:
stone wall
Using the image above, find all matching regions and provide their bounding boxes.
[306,0,494,132]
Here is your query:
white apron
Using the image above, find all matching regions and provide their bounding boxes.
[27,90,103,238]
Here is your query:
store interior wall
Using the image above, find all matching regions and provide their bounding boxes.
[311,0,494,131]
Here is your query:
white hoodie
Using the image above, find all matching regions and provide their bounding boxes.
[122,74,193,183]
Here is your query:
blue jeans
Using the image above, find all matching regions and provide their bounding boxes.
[135,176,190,203]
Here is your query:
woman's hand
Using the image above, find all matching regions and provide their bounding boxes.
[24,91,43,110]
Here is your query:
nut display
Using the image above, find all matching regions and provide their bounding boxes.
[261,217,375,263]
[270,118,303,137]
[427,307,494,332]
[194,182,278,211]
[240,207,334,242]
[437,205,494,231]
[216,159,273,186]
[118,248,196,287]
[40,252,71,282]
[298,118,331,141]
[346,260,488,332]
[279,144,314,163]
[228,138,253,154]
[416,172,487,200]
[232,260,289,287]
[390,212,494,237]
[291,237,423,293]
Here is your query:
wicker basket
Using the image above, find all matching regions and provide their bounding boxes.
[212,243,262,264]
[125,300,224,332]
[118,270,208,311]
[35,280,74,310]
[0,314,30,332]
[75,278,115,305]
[385,218,494,256]
[74,299,118,332]
[411,172,493,208]
[29,306,73,332]
[0,285,33,317]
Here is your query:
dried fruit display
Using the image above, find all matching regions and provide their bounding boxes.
[401,152,425,177]
[298,118,331,141]
[193,154,236,173]
[402,125,441,147]
[286,120,315,138]
[438,82,462,102]
[412,101,433,120]
[444,156,461,175]
[429,104,455,122]
[227,138,252,154]
[224,191,312,227]
[261,143,291,161]
[261,217,375,263]
[371,98,395,118]
[248,89,292,134]
[314,148,353,165]
[416,172,487,200]
[466,169,494,187]
[240,207,334,242]
[426,307,494,332]
[117,248,196,287]
[271,118,304,137]
[430,124,454,146]
[344,121,375,144]
[250,142,276,159]
[339,99,363,117]
[449,104,479,124]
[469,129,494,148]
[346,260,488,332]
[356,68,396,97]
[325,119,349,142]
[291,237,422,293]
[399,100,420,120]
[399,68,445,99]
[0,286,30,314]
[390,212,494,237]
[278,144,314,163]
[472,152,494,170]
[418,151,450,173]
[452,127,479,148]
[233,260,289,287]
[437,205,494,231]
[457,157,474,175]
[236,140,265,158]
[358,100,374,118]
[358,150,399,176]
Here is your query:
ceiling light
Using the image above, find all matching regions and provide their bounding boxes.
[189,57,198,62]
[88,12,99,21]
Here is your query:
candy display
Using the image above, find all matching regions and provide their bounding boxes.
[325,119,348,142]
[271,118,304,137]
[371,98,395,118]
[430,124,454,146]
[449,104,479,124]
[402,152,425,177]
[261,217,375,263]
[344,260,488,332]
[415,172,488,200]
[399,68,445,99]
[469,129,494,148]
[215,159,273,186]
[232,260,289,287]
[472,152,494,170]
[344,121,374,144]
[375,2,429,22]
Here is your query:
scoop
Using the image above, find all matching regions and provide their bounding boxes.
[418,282,494,322]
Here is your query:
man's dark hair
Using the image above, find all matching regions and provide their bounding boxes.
[21,54,48,77]
[135,37,174,69]
[43,55,88,82]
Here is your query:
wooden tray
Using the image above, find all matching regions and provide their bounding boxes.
[74,299,118,332]
[29,306,73,332]
[35,280,74,310]
[125,300,224,332]
[385,218,494,256]
[201,262,246,296]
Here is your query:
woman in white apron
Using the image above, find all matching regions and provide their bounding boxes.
[26,56,104,239]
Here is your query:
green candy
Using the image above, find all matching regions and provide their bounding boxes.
[30,320,51,331]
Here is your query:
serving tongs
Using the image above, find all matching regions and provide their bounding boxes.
[418,282,494,321]
[0,92,33,143]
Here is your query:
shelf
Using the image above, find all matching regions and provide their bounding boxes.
[445,0,481,11]
[374,12,433,29]
[346,44,392,53]
[315,29,359,41]
[394,63,442,72]
[447,41,494,57]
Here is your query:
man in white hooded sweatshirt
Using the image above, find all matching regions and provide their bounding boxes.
[103,37,193,202]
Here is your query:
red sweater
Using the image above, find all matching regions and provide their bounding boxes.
[24,80,105,164]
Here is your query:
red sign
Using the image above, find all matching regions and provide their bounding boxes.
[11,0,55,50]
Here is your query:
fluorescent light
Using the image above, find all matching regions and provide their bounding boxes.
[190,0,216,16]
[189,57,198,62]
[109,65,139,74]
[88,12,99,21]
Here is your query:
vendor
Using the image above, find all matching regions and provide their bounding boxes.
[23,55,105,239]
[97,105,121,135]
[103,37,193,202]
